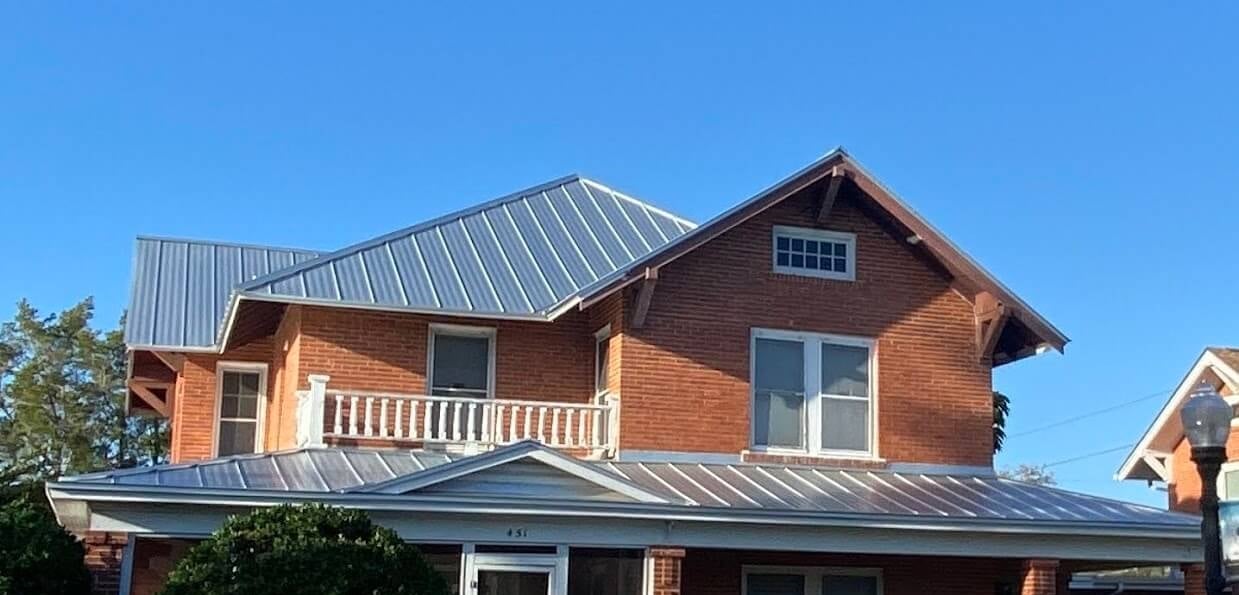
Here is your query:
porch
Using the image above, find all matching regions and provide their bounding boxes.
[294,374,620,458]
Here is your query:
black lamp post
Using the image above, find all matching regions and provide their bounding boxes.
[1181,380,1234,595]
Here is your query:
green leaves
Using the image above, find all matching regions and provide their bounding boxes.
[0,298,168,483]
[0,497,91,595]
[161,504,450,595]
[992,390,1010,454]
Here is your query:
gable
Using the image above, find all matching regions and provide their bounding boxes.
[579,149,1067,365]
[415,459,639,501]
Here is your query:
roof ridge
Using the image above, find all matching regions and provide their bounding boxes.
[136,234,323,255]
[235,174,589,292]
[578,178,697,230]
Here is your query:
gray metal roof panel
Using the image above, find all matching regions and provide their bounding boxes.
[124,237,321,349]
[59,448,1195,529]
[238,176,694,320]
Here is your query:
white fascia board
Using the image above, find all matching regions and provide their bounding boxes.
[80,499,1202,563]
[1116,351,1239,481]
[354,441,669,504]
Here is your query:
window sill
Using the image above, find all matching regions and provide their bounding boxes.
[742,449,886,467]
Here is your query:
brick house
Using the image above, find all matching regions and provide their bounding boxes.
[49,148,1201,595]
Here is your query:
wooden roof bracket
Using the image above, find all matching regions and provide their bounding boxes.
[975,291,1010,363]
[630,267,660,329]
[816,166,846,225]
[127,379,170,417]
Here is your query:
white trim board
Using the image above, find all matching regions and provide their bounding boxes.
[1116,349,1239,482]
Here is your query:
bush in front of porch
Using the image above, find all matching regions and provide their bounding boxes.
[160,503,449,595]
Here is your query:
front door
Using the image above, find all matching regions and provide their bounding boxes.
[469,553,566,595]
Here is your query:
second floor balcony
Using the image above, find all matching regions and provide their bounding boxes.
[296,374,619,459]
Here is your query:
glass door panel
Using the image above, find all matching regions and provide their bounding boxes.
[477,570,551,595]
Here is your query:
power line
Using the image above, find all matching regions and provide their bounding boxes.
[1008,388,1172,438]
[1043,443,1135,468]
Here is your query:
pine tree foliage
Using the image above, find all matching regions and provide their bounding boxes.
[0,298,167,481]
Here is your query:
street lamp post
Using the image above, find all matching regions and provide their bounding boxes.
[1181,381,1234,595]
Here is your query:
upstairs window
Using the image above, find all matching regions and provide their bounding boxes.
[215,363,267,457]
[772,226,855,281]
[595,325,612,400]
[428,324,495,399]
[751,329,875,457]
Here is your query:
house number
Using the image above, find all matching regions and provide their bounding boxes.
[506,527,528,538]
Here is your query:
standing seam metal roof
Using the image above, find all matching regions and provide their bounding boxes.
[124,237,321,349]
[238,176,694,318]
[58,447,1196,528]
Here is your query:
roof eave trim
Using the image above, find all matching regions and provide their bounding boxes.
[45,481,1197,540]
[1116,350,1239,481]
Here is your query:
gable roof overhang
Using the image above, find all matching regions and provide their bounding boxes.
[575,148,1069,365]
[1116,348,1239,482]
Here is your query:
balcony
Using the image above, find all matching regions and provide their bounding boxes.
[296,375,619,458]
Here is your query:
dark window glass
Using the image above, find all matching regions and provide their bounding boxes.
[805,256,818,269]
[217,421,256,456]
[568,548,643,595]
[822,575,878,595]
[777,236,790,250]
[790,238,804,251]
[805,241,818,254]
[834,243,847,258]
[777,252,790,266]
[748,574,805,595]
[790,254,804,268]
[431,333,490,394]
[753,338,805,448]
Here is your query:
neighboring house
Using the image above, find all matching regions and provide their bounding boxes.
[48,148,1202,595]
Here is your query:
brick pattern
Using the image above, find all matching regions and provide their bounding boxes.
[130,538,196,595]
[650,547,685,595]
[83,531,127,595]
[1182,563,1204,595]
[164,188,996,468]
[618,190,993,466]
[683,548,1020,595]
[1019,559,1060,595]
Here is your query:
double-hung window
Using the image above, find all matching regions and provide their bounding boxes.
[751,328,875,457]
[215,363,267,457]
[428,324,496,437]
[744,567,881,595]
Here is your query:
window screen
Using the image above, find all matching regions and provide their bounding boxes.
[822,575,878,595]
[747,574,806,595]
[217,369,261,456]
[431,333,491,397]
[753,338,805,449]
[820,344,871,452]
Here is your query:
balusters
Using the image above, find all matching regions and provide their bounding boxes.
[577,408,587,446]
[551,409,561,446]
[408,401,419,440]
[466,402,477,442]
[348,397,359,435]
[522,406,533,439]
[394,400,404,439]
[334,395,344,435]
[363,398,374,437]
[564,409,574,447]
[379,398,389,438]
[537,407,547,442]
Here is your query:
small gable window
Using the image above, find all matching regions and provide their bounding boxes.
[772,226,855,281]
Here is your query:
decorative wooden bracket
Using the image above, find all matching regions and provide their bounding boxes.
[630,267,659,329]
[975,291,1009,363]
[816,166,845,225]
[152,351,185,373]
[127,379,170,417]
[1142,451,1172,483]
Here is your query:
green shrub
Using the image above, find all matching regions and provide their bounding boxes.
[161,504,449,595]
[0,497,91,595]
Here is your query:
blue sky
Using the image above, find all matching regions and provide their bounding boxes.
[2,3,1237,505]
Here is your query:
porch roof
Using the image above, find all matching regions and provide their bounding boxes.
[53,442,1194,531]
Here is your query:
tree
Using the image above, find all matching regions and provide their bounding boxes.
[0,497,91,595]
[0,298,167,483]
[998,464,1057,485]
[161,504,450,595]
[992,390,1010,454]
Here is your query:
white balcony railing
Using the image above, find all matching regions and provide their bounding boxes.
[296,375,619,458]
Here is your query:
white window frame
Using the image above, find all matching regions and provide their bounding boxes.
[772,225,856,282]
[749,328,878,459]
[213,361,269,457]
[594,324,612,400]
[427,323,497,400]
[1221,461,1239,500]
[741,565,883,595]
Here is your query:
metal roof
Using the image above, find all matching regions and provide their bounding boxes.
[237,176,694,319]
[58,445,1194,528]
[124,237,321,349]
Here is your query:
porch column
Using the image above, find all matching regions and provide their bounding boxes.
[1019,559,1060,595]
[83,531,129,595]
[1182,563,1205,595]
[649,547,685,595]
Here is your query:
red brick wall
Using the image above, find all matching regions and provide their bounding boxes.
[618,190,993,466]
[83,531,127,595]
[171,339,275,463]
[682,548,1021,595]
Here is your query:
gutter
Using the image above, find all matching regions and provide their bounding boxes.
[45,481,1200,541]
